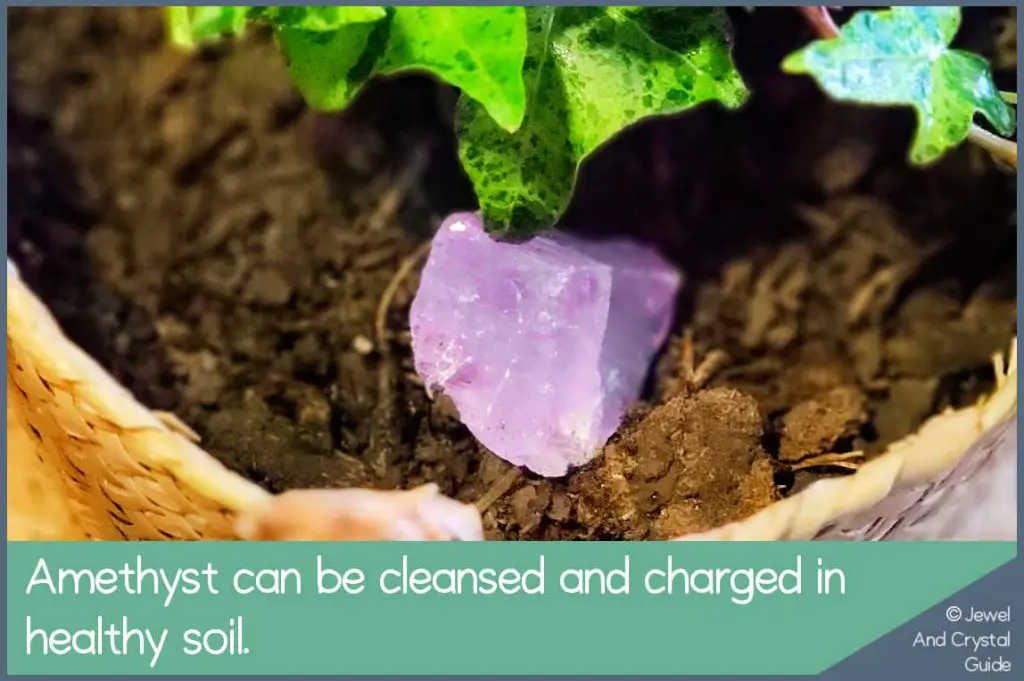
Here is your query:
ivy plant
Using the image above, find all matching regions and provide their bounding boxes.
[166,6,1015,238]
[456,7,747,234]
[783,7,1015,164]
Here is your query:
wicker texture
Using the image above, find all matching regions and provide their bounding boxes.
[817,417,1016,541]
[8,261,268,540]
[6,259,1017,542]
[7,391,86,540]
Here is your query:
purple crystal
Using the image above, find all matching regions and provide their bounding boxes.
[409,213,682,477]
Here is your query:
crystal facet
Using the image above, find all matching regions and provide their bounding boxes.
[410,213,682,477]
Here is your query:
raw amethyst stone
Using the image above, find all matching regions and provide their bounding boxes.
[409,213,682,477]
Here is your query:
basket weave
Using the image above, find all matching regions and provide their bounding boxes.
[8,261,267,540]
[6,259,1017,541]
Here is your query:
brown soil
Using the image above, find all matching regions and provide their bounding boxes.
[8,8,1017,540]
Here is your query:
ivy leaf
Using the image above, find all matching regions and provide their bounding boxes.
[166,6,385,48]
[255,6,387,31]
[275,8,527,129]
[377,8,528,132]
[166,6,251,47]
[276,23,384,110]
[782,7,1016,165]
[165,7,526,130]
[165,5,388,111]
[456,7,748,238]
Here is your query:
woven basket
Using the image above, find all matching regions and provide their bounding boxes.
[6,259,1017,541]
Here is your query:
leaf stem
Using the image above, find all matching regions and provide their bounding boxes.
[966,124,1018,169]
[796,6,1017,169]
[797,7,840,39]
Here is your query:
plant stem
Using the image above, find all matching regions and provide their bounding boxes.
[796,7,1018,169]
[797,7,840,40]
[967,125,1018,169]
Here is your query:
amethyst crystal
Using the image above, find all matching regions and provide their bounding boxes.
[409,213,682,477]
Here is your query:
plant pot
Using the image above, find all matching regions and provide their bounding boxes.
[8,258,1016,541]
